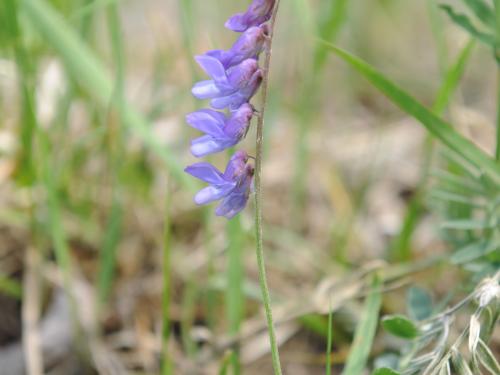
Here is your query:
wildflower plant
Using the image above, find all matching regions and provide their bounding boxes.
[185,0,282,373]
[186,1,275,218]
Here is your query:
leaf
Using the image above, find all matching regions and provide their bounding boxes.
[381,315,419,339]
[429,189,485,207]
[438,361,451,375]
[372,368,400,375]
[462,0,496,29]
[440,5,497,48]
[477,339,500,374]
[21,0,195,190]
[0,274,22,299]
[432,39,475,115]
[407,287,433,321]
[318,41,500,185]
[451,348,474,375]
[430,169,485,196]
[314,0,349,70]
[341,275,382,375]
[441,219,495,230]
[451,240,499,264]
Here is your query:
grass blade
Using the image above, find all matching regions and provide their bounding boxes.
[432,39,475,114]
[0,274,22,299]
[319,41,500,185]
[341,275,382,375]
[21,0,194,189]
[226,215,244,374]
[161,183,173,375]
[326,298,334,375]
[96,199,122,306]
[440,5,496,48]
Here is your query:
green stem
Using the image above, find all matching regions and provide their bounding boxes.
[161,180,173,375]
[253,2,282,374]
[226,213,244,374]
[495,0,500,161]
[496,68,500,161]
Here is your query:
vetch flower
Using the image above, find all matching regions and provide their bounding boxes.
[192,57,262,110]
[205,25,268,69]
[225,0,275,32]
[185,151,254,218]
[187,104,254,157]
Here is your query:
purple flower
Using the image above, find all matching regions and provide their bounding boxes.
[187,104,254,157]
[226,0,275,32]
[205,25,268,69]
[192,57,262,110]
[185,151,254,219]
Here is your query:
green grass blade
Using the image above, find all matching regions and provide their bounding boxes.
[226,214,244,374]
[319,41,500,185]
[341,275,382,375]
[326,299,334,375]
[0,274,23,299]
[314,0,349,70]
[388,39,475,262]
[21,0,194,190]
[432,39,475,114]
[3,0,36,186]
[161,184,173,375]
[440,5,496,47]
[463,0,496,29]
[97,199,122,306]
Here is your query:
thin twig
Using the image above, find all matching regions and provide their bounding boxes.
[253,1,282,374]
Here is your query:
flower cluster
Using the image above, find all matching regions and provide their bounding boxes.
[185,0,275,219]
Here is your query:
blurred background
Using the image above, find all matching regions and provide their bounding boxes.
[0,0,498,374]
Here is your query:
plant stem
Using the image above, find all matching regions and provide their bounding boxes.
[495,0,500,161]
[161,179,173,375]
[253,1,282,374]
[496,68,500,161]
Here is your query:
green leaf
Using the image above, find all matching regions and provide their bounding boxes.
[318,41,500,186]
[451,348,474,375]
[430,169,485,196]
[341,275,382,375]
[381,315,419,339]
[477,339,500,374]
[314,0,349,70]
[21,0,195,190]
[462,0,496,29]
[432,39,475,115]
[97,199,123,306]
[440,5,497,48]
[407,287,433,321]
[451,240,499,264]
[372,368,400,375]
[441,219,495,230]
[0,274,22,299]
[429,189,485,207]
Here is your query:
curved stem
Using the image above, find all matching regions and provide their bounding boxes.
[253,1,282,374]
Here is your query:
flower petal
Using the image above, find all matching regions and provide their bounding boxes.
[195,55,227,84]
[191,80,220,99]
[186,109,226,137]
[215,191,249,218]
[225,13,249,32]
[194,184,235,205]
[184,162,226,184]
[190,135,234,157]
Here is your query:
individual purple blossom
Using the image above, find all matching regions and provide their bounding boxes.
[186,104,254,157]
[225,0,275,32]
[205,25,268,69]
[184,151,254,219]
[191,57,262,110]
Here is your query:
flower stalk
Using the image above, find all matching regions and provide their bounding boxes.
[253,1,282,374]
